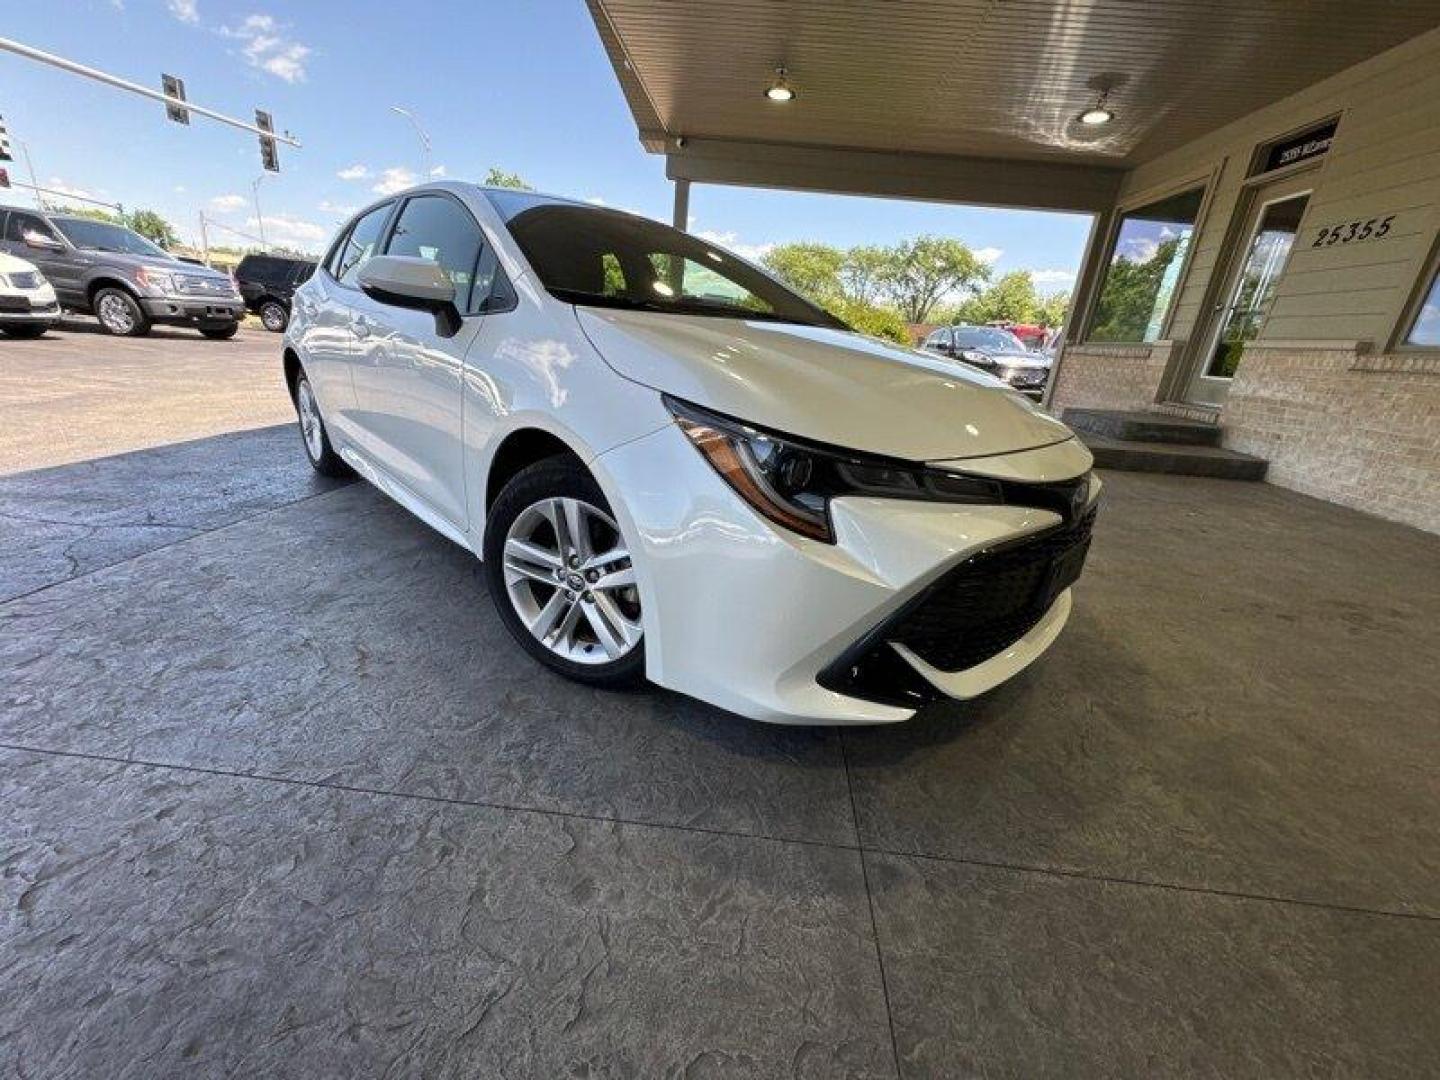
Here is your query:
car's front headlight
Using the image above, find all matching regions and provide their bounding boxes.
[666,396,1004,543]
[959,349,993,365]
[135,267,176,293]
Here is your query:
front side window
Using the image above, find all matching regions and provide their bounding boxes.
[1404,267,1440,347]
[6,212,62,245]
[51,218,166,256]
[333,202,393,286]
[487,190,844,329]
[1088,187,1205,343]
[384,195,486,312]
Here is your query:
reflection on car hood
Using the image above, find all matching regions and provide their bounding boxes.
[576,308,1074,461]
[964,349,1050,369]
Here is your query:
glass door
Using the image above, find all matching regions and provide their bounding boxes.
[1187,186,1309,406]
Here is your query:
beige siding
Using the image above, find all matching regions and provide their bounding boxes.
[1117,26,1440,349]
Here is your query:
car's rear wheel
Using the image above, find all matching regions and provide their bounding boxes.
[94,288,150,337]
[483,458,645,688]
[259,300,288,332]
[200,322,239,340]
[0,322,52,339]
[294,373,350,477]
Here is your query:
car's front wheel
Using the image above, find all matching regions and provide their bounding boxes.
[259,300,288,332]
[294,372,350,477]
[94,288,150,336]
[483,458,645,688]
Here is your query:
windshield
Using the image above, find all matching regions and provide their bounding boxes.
[954,327,1029,353]
[52,219,169,258]
[487,191,844,329]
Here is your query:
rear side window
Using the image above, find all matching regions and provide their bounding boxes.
[5,212,58,244]
[331,203,393,286]
[383,195,487,313]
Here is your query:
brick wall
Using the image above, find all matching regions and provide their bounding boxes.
[1048,342,1175,413]
[1221,345,1440,533]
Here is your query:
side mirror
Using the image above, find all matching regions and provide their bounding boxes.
[24,230,64,252]
[356,255,462,337]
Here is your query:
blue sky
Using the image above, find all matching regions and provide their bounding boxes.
[2,0,1090,294]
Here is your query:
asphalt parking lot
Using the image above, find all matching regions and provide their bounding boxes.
[2,327,1439,1077]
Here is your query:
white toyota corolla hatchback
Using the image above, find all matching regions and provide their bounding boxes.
[284,183,1099,724]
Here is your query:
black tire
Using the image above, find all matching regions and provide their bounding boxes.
[199,322,240,340]
[0,322,52,339]
[93,287,151,337]
[259,300,288,332]
[294,372,351,478]
[483,457,646,689]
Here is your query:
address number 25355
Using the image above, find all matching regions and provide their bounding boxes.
[1313,215,1395,247]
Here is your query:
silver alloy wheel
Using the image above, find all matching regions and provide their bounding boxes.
[297,379,324,461]
[503,496,642,665]
[261,302,286,331]
[97,293,134,334]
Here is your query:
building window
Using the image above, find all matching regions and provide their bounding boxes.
[1087,187,1205,343]
[1404,266,1440,348]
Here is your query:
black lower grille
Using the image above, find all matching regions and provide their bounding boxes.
[818,506,1096,707]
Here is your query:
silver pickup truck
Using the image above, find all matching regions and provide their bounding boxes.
[0,206,244,338]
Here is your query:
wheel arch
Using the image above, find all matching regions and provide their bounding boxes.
[484,427,585,511]
[85,276,141,309]
[282,347,303,404]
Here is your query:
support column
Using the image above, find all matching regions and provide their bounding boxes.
[671,178,691,232]
[1042,206,1115,410]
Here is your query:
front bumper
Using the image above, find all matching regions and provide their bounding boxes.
[592,423,1098,725]
[0,293,59,321]
[140,295,244,323]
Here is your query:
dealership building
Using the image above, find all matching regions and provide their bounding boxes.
[589,3,1440,533]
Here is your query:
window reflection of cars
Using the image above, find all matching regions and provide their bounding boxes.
[923,325,1052,399]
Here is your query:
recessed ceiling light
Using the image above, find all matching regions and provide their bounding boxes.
[766,66,796,102]
[1078,90,1114,126]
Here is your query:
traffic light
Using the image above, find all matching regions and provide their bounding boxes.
[0,167,10,189]
[161,74,190,125]
[255,109,279,173]
[0,114,12,163]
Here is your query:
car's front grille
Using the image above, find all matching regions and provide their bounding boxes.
[7,272,43,289]
[888,507,1095,672]
[817,504,1097,707]
[174,273,233,296]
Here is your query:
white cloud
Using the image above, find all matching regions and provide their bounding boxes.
[1119,236,1159,263]
[173,184,187,193]
[318,199,356,216]
[209,193,248,213]
[973,246,1003,265]
[695,229,774,263]
[371,166,418,195]
[336,164,370,181]
[1031,268,1077,285]
[249,214,327,249]
[584,196,607,206]
[167,0,199,23]
[46,177,99,202]
[224,14,311,83]
[429,164,447,178]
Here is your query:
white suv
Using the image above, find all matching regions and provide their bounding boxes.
[283,184,1098,724]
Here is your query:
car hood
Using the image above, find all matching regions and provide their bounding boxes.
[91,251,227,279]
[0,253,43,275]
[970,349,1050,369]
[575,308,1073,461]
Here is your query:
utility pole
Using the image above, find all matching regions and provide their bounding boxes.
[198,211,211,267]
[251,174,267,248]
[390,105,432,178]
[20,140,42,210]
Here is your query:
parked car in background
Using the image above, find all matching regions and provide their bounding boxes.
[235,253,317,332]
[0,252,60,338]
[922,324,1052,399]
[0,207,244,338]
[284,184,1098,725]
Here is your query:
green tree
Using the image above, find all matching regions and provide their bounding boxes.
[828,297,910,345]
[127,209,179,248]
[55,206,125,225]
[876,235,989,323]
[1038,291,1071,328]
[1089,236,1179,342]
[838,245,889,304]
[483,167,532,190]
[762,242,846,304]
[957,270,1041,325]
